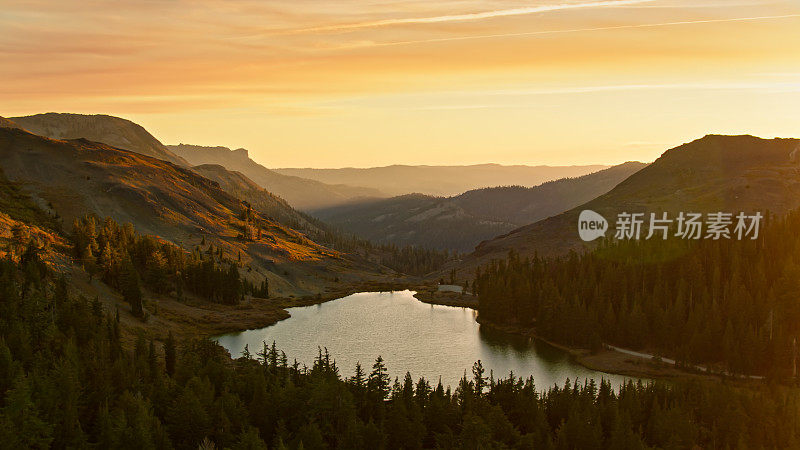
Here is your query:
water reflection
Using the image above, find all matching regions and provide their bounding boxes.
[213,290,632,390]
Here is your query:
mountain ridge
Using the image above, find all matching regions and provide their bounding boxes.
[313,162,646,252]
[276,163,611,197]
[11,112,190,167]
[168,143,386,210]
[0,126,385,297]
[449,134,800,278]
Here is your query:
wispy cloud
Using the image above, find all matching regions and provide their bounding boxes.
[297,0,655,33]
[476,80,800,96]
[335,80,800,111]
[335,13,800,49]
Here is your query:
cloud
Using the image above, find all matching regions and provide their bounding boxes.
[296,0,655,33]
[333,13,800,49]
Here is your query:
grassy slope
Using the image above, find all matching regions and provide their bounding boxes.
[0,127,389,298]
[11,112,189,167]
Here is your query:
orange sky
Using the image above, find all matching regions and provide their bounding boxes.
[2,0,800,168]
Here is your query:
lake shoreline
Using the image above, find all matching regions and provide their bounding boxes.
[212,289,633,390]
[474,317,732,382]
[204,281,426,338]
[118,280,425,350]
[411,287,723,381]
[413,288,479,308]
[204,285,727,382]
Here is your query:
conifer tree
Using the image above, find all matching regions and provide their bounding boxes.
[164,331,176,376]
[368,356,390,400]
[121,258,143,317]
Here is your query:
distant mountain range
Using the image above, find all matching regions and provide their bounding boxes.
[448,134,800,279]
[275,164,610,197]
[313,162,646,252]
[11,113,190,167]
[8,112,799,290]
[168,144,385,211]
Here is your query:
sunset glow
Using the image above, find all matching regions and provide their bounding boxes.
[2,0,799,167]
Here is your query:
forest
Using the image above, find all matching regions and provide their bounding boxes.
[475,209,800,378]
[0,252,798,449]
[238,200,455,277]
[72,215,269,313]
[302,219,456,277]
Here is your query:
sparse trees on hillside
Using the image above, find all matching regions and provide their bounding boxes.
[121,258,143,317]
[72,215,268,306]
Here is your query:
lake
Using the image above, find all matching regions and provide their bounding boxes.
[213,290,632,390]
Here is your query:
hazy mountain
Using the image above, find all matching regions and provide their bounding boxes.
[449,134,800,278]
[275,163,610,197]
[0,126,383,296]
[11,112,190,167]
[168,144,386,210]
[313,162,645,252]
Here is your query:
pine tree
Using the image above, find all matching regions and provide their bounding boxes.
[0,375,53,448]
[121,258,143,317]
[241,344,252,360]
[472,360,486,398]
[368,356,390,400]
[164,331,176,377]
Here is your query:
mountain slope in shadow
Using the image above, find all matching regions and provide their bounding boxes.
[450,134,800,278]
[0,116,22,130]
[314,162,646,252]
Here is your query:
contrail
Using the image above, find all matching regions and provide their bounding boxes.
[299,0,655,33]
[337,13,800,49]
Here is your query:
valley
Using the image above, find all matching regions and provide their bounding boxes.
[6,2,800,446]
[313,162,646,252]
[2,113,800,448]
[275,164,610,197]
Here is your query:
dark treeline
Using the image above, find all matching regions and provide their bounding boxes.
[1,256,798,449]
[475,209,800,378]
[72,216,268,313]
[310,222,455,277]
[376,243,454,278]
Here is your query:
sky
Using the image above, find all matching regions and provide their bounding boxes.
[2,0,800,168]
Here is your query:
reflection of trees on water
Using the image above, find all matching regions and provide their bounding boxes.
[477,325,566,364]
